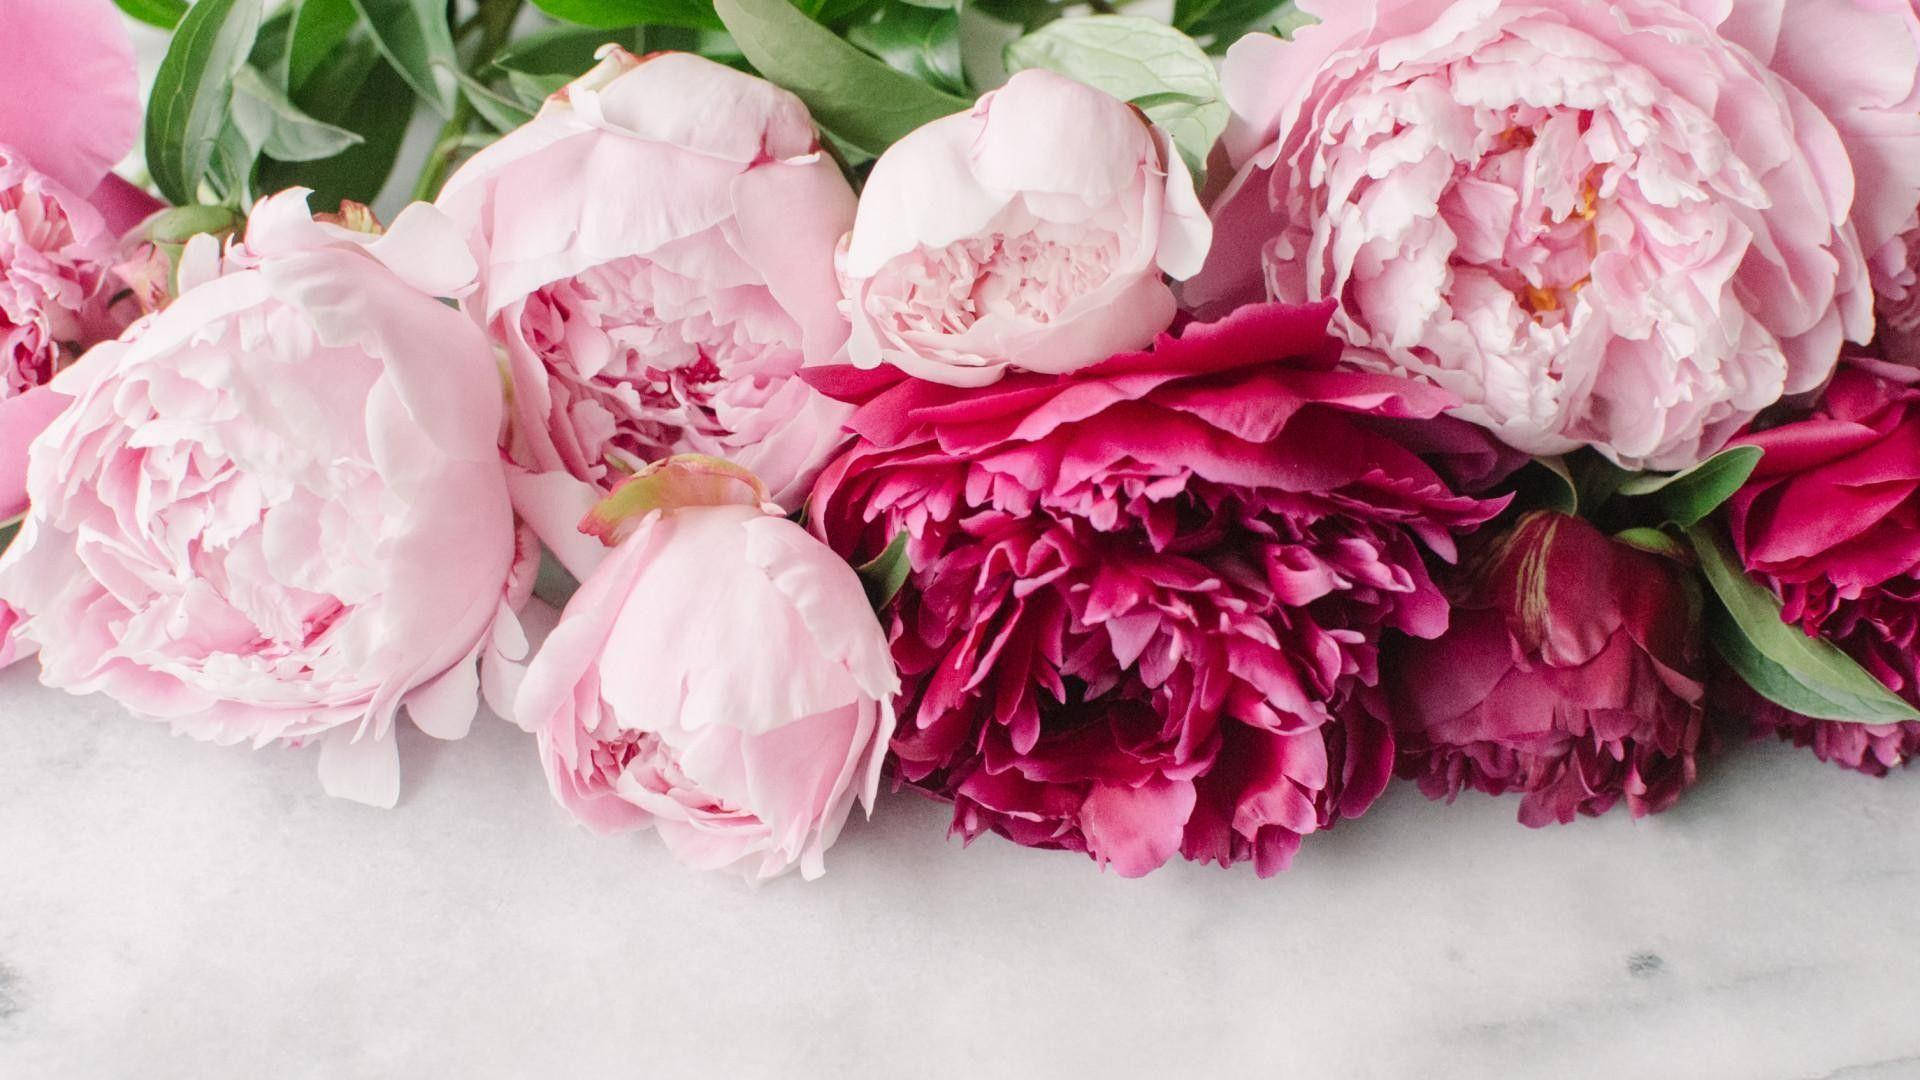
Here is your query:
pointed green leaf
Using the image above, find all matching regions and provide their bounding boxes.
[232,65,366,163]
[855,531,912,610]
[1612,526,1687,560]
[259,36,414,210]
[114,0,188,30]
[848,3,967,97]
[529,0,726,30]
[1617,445,1763,529]
[1003,15,1226,179]
[1688,524,1920,723]
[715,0,971,157]
[347,0,458,115]
[286,0,361,90]
[145,0,266,205]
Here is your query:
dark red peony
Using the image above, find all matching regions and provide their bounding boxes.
[1390,511,1707,826]
[1726,361,1920,773]
[807,301,1508,876]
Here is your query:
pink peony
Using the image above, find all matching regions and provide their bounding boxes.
[521,457,898,882]
[1188,0,1920,470]
[0,191,532,807]
[807,301,1506,876]
[0,0,156,523]
[839,68,1212,387]
[1392,512,1706,826]
[435,48,857,558]
[1726,360,1920,773]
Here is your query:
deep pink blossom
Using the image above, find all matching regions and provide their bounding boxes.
[1392,512,1706,826]
[808,301,1507,876]
[1726,360,1920,772]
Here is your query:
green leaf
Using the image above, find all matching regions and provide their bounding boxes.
[1512,455,1578,515]
[1612,526,1687,560]
[348,0,459,115]
[1567,451,1630,512]
[529,0,725,30]
[847,3,967,97]
[114,0,188,30]
[286,0,362,90]
[505,70,574,111]
[1172,0,1289,52]
[1688,524,1920,724]
[1616,445,1763,529]
[259,36,415,211]
[855,531,912,610]
[0,521,18,553]
[450,68,538,132]
[1003,15,1226,178]
[145,0,266,205]
[232,65,365,162]
[249,5,296,76]
[494,24,639,75]
[715,0,971,156]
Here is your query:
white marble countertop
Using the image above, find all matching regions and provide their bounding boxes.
[5,606,1920,1079]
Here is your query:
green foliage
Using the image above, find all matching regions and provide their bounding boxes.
[113,0,188,30]
[146,0,266,205]
[715,0,971,156]
[1003,16,1226,178]
[347,0,461,115]
[1689,525,1920,724]
[528,0,727,30]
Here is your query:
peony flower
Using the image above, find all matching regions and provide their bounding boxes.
[435,47,858,560]
[1725,359,1920,773]
[1391,511,1706,826]
[0,191,532,807]
[808,301,1506,876]
[839,68,1212,388]
[521,456,898,882]
[0,0,157,522]
[1187,0,1920,471]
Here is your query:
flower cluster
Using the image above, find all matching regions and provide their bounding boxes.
[3,0,1920,883]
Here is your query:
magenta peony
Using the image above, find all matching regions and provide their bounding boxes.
[435,47,857,550]
[1726,360,1920,773]
[0,192,532,806]
[1187,0,1920,470]
[521,457,898,882]
[1392,512,1706,826]
[807,301,1507,876]
[839,68,1211,387]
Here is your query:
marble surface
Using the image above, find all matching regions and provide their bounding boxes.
[5,616,1920,1079]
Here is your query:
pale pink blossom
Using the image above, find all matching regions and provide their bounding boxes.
[839,68,1212,387]
[436,48,857,564]
[521,457,898,882]
[0,191,532,806]
[1189,0,1920,470]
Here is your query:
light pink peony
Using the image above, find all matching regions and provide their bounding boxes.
[0,191,532,807]
[1189,0,1920,470]
[0,0,155,522]
[520,457,898,882]
[436,48,857,562]
[839,68,1212,387]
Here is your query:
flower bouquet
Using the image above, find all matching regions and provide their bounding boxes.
[4,0,1920,881]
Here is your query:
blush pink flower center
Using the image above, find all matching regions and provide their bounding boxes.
[517,253,806,485]
[862,220,1124,340]
[0,149,112,397]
